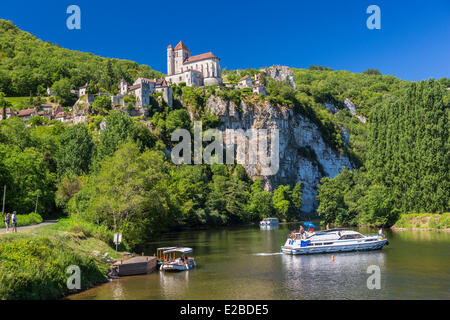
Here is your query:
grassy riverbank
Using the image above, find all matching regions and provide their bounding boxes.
[392,213,450,231]
[0,218,124,300]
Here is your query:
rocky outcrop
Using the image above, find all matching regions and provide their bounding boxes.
[262,65,296,89]
[344,98,366,123]
[203,95,353,213]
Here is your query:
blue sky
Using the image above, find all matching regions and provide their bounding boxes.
[1,0,449,81]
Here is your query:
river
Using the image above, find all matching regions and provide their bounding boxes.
[69,223,450,300]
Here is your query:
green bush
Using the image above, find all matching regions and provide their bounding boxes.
[393,213,450,229]
[0,235,107,299]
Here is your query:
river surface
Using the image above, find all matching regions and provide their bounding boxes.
[70,223,450,300]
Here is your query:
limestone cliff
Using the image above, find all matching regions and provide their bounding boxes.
[262,66,296,89]
[204,95,353,213]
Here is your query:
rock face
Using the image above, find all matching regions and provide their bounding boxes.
[262,65,296,89]
[203,96,353,213]
[344,98,366,123]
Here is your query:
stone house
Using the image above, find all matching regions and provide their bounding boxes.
[155,78,173,107]
[253,85,266,96]
[238,76,253,88]
[54,111,72,122]
[18,108,37,121]
[39,104,53,113]
[114,77,173,108]
[38,111,52,120]
[0,108,17,120]
[78,83,89,96]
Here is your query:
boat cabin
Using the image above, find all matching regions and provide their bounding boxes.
[160,247,197,272]
[156,247,178,264]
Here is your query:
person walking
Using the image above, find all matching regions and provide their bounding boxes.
[11,211,17,233]
[3,213,11,232]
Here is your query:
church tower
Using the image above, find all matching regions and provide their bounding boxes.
[167,45,174,76]
[173,41,191,74]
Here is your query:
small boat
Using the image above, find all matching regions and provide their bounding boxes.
[260,217,279,227]
[160,247,197,272]
[156,247,178,266]
[281,228,389,255]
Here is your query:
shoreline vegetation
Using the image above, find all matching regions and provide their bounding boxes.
[391,213,450,232]
[0,217,124,299]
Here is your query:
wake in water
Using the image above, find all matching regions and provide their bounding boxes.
[253,252,282,256]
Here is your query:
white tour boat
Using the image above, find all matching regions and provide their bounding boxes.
[281,228,389,255]
[160,247,197,272]
[260,217,279,227]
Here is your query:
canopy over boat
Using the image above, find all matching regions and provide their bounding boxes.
[303,222,316,228]
[163,247,193,254]
[157,247,178,251]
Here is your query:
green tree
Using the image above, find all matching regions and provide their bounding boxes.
[0,92,11,120]
[272,185,291,220]
[90,95,112,115]
[96,110,136,162]
[57,124,95,177]
[51,78,74,106]
[246,179,273,221]
[290,181,303,217]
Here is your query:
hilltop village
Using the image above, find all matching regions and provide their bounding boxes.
[3,41,295,125]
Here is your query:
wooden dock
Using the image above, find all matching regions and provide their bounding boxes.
[113,256,157,277]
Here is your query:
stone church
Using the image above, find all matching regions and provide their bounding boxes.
[165,41,222,86]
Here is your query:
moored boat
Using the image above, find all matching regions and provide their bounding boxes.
[156,247,178,266]
[260,217,279,227]
[160,247,197,272]
[281,228,389,255]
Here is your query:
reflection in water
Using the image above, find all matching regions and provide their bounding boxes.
[260,225,279,231]
[70,224,450,300]
[112,280,125,300]
[159,271,190,298]
[281,251,386,299]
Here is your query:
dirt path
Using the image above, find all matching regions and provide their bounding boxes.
[0,220,58,233]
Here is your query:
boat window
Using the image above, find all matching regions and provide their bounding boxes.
[340,234,364,240]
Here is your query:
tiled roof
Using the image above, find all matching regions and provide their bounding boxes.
[128,84,141,91]
[239,76,251,82]
[174,41,190,52]
[53,105,64,115]
[184,52,219,64]
[156,79,169,87]
[55,111,67,118]
[140,78,156,83]
[5,108,16,115]
[18,108,36,117]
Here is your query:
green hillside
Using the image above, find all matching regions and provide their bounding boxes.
[0,19,163,97]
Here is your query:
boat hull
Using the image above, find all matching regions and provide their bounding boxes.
[260,222,279,227]
[281,239,388,255]
[160,261,196,272]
